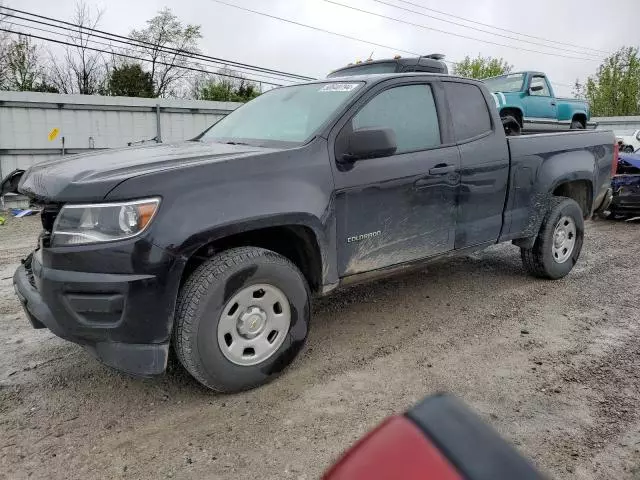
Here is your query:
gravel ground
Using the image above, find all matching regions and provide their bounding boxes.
[1,214,640,480]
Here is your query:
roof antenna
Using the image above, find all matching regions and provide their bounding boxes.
[366,51,374,62]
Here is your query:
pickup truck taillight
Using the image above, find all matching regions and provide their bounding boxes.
[612,143,619,176]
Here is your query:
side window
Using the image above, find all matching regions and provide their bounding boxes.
[352,84,441,154]
[530,76,551,96]
[444,82,492,141]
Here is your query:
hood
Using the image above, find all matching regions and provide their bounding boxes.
[618,153,640,172]
[18,141,278,202]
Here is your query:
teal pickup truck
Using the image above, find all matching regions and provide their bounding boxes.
[483,71,594,135]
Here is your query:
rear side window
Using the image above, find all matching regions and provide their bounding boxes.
[530,76,551,96]
[445,82,492,141]
[352,84,441,153]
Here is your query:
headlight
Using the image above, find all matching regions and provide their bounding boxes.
[51,198,160,247]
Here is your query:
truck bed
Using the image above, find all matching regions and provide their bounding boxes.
[502,129,615,241]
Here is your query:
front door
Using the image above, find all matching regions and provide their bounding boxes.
[330,81,461,277]
[523,75,557,129]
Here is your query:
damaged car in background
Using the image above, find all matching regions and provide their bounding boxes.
[606,148,640,219]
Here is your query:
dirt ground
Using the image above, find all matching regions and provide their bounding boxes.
[1,214,640,480]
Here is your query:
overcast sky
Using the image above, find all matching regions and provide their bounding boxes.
[12,0,640,96]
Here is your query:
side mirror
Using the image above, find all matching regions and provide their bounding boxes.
[529,85,544,94]
[342,127,397,162]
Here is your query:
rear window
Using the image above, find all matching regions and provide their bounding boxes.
[328,62,398,78]
[445,82,492,141]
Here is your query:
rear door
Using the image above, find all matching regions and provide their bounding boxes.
[443,81,510,248]
[523,75,558,129]
[329,79,461,276]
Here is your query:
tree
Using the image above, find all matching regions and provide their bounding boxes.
[130,8,201,97]
[6,35,42,91]
[192,70,261,102]
[583,46,640,117]
[0,2,11,89]
[453,55,512,79]
[572,79,585,100]
[3,35,58,92]
[106,63,154,97]
[48,1,106,94]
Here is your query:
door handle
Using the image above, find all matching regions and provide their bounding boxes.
[550,102,557,106]
[428,164,456,175]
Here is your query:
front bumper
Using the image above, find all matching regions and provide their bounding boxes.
[13,241,183,376]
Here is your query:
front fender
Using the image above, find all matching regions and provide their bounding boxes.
[106,138,338,287]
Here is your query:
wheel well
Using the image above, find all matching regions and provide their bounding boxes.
[571,113,586,127]
[181,225,323,293]
[553,180,592,217]
[500,107,523,126]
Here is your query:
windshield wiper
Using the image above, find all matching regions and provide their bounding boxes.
[224,141,250,146]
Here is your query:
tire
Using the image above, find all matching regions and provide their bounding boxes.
[501,115,521,136]
[520,197,584,280]
[173,247,310,392]
[623,145,634,153]
[570,120,585,129]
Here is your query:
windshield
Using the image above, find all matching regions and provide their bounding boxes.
[328,62,398,78]
[201,82,363,146]
[483,73,525,93]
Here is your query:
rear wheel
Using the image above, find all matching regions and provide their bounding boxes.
[521,197,584,279]
[570,120,585,129]
[501,115,521,136]
[173,247,310,392]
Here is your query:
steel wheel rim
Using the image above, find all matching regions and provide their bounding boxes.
[552,216,577,264]
[217,283,291,366]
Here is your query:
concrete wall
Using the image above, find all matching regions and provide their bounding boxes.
[0,91,241,179]
[594,116,640,132]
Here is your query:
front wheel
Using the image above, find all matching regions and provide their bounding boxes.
[521,197,584,279]
[570,120,585,129]
[173,247,310,392]
[623,145,634,153]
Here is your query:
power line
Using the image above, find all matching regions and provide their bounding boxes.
[207,0,584,89]
[0,5,315,81]
[3,17,299,84]
[370,0,603,58]
[323,0,603,62]
[387,0,611,56]
[0,28,286,87]
[209,0,425,59]
[3,5,583,92]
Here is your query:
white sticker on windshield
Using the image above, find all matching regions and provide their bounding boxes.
[319,83,360,92]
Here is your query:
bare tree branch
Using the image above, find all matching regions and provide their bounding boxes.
[129,8,201,97]
[48,1,106,94]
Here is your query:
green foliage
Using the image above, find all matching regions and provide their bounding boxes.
[2,34,57,92]
[106,63,154,97]
[582,46,640,116]
[194,74,260,102]
[453,55,513,79]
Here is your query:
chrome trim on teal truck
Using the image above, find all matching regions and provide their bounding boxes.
[484,71,595,135]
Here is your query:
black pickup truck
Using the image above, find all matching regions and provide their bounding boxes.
[7,73,615,392]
